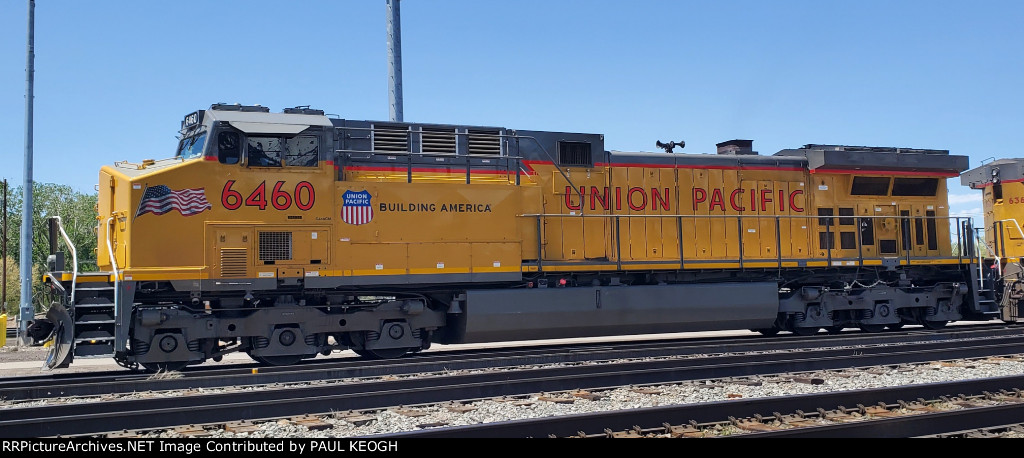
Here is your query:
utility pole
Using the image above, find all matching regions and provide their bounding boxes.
[386,0,404,122]
[20,0,35,344]
[3,179,8,315]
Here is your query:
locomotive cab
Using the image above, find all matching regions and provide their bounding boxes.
[962,159,1024,321]
[42,104,345,369]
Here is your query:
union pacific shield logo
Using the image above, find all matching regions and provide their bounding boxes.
[341,190,374,225]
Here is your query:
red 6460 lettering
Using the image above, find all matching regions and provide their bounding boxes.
[222,180,315,211]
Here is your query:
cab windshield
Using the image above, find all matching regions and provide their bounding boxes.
[176,132,208,160]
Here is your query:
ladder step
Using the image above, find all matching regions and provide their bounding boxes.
[76,285,114,290]
[73,342,114,356]
[77,330,113,339]
[77,313,114,322]
[74,337,115,343]
[77,297,114,305]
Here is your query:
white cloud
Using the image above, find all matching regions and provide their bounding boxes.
[947,194,982,205]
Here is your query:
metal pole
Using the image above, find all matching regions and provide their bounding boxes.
[19,0,35,344]
[2,179,7,314]
[386,0,404,122]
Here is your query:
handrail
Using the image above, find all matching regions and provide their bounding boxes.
[335,148,527,185]
[521,213,966,220]
[996,218,1024,240]
[525,212,973,270]
[105,217,120,320]
[333,126,584,211]
[51,217,78,306]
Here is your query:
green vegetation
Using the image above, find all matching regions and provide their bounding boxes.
[2,183,98,313]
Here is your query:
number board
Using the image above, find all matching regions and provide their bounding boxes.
[181,110,205,129]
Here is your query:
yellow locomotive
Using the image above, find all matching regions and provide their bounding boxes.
[33,104,995,371]
[962,160,1024,322]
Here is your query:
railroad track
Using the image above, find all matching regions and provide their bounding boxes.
[5,326,1024,437]
[383,375,1024,438]
[2,324,1021,402]
[931,423,1024,438]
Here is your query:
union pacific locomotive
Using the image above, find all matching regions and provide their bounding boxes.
[31,104,1008,371]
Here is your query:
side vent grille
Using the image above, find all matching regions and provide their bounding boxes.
[467,129,501,155]
[258,232,292,261]
[421,127,457,154]
[220,248,248,278]
[558,141,592,167]
[372,124,409,152]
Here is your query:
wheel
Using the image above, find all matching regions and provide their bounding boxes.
[141,361,189,373]
[886,323,905,330]
[249,354,304,366]
[859,324,885,333]
[791,326,820,336]
[753,328,780,336]
[921,320,948,330]
[825,326,845,334]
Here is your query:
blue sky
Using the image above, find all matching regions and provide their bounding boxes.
[2,0,1023,222]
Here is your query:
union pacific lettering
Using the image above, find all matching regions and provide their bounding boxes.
[564,186,670,211]
[563,186,804,212]
[692,187,804,212]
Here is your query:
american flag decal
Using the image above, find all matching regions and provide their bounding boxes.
[135,185,212,218]
[341,190,374,225]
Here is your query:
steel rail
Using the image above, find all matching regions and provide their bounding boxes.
[3,334,1024,437]
[1,324,1021,402]
[381,375,1024,438]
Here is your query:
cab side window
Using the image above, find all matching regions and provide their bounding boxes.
[247,136,284,167]
[217,131,240,164]
[285,135,319,167]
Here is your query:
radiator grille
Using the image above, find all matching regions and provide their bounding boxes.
[421,127,457,154]
[219,248,248,277]
[467,129,501,155]
[258,232,292,261]
[373,124,409,152]
[558,141,592,167]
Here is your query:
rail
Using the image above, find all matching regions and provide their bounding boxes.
[523,213,975,271]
